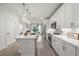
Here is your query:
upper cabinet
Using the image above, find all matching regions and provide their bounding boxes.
[56,5,64,28]
[49,4,65,28]
[72,4,79,28]
[64,4,73,28]
[50,3,79,28]
[64,3,79,28]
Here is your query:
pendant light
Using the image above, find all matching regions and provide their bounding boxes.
[22,3,30,24]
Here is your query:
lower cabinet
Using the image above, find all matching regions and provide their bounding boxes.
[52,36,57,52]
[62,41,75,56]
[52,36,64,55]
[56,38,64,56]
[16,39,35,56]
[52,35,76,56]
[76,47,79,56]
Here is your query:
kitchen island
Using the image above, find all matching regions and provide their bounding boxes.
[16,35,37,56]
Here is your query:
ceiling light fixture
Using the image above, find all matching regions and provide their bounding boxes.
[22,3,31,24]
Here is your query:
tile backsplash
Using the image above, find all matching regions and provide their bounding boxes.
[61,28,79,36]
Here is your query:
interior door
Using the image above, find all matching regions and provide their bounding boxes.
[6,19,16,46]
[0,16,6,49]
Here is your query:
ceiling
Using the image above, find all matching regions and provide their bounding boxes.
[0,3,62,19]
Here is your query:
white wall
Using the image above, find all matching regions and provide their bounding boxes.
[0,6,19,49]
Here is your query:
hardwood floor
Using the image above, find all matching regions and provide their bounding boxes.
[36,35,57,56]
[0,35,57,56]
[0,42,20,56]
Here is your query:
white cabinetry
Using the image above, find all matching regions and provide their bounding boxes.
[72,4,79,27]
[52,4,64,28]
[16,35,36,56]
[64,4,73,28]
[62,41,75,56]
[56,4,73,28]
[64,3,79,28]
[50,3,79,28]
[52,36,64,55]
[52,35,76,56]
[52,36,57,53]
[77,47,79,56]
[55,38,64,55]
[16,39,35,56]
[57,5,64,28]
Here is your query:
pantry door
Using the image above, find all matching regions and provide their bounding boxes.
[6,19,16,46]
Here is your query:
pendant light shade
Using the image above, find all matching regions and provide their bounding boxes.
[22,3,31,24]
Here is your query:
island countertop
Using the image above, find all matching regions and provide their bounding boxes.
[16,35,37,40]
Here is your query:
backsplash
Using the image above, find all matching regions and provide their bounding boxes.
[62,28,79,35]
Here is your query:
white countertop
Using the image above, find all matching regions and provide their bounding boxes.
[53,35,79,47]
[16,35,37,39]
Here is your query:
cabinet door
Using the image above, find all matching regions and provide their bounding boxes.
[52,36,55,48]
[64,3,79,28]
[63,41,76,56]
[52,36,76,56]
[52,36,64,56]
[56,5,64,28]
[72,3,79,28]
[64,3,73,28]
[77,47,79,56]
[55,38,64,56]
[52,36,58,52]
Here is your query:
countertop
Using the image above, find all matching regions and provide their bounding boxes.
[16,35,37,40]
[52,35,79,47]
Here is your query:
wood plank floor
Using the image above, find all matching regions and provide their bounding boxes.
[36,35,57,56]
